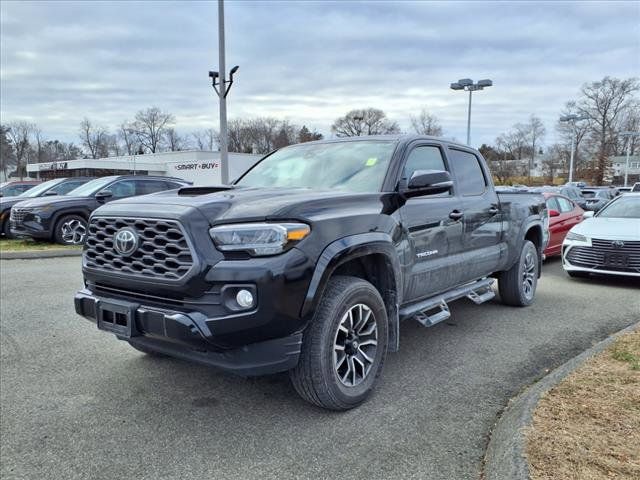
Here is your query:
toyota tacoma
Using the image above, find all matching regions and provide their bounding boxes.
[74,135,548,410]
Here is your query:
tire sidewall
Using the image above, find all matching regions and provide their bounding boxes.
[517,241,538,306]
[317,282,388,406]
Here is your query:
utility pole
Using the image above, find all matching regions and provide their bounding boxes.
[209,0,239,184]
[217,0,228,184]
[559,114,588,184]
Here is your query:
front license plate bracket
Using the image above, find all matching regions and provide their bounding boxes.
[97,299,140,338]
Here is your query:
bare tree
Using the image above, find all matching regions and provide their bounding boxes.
[0,125,16,180]
[165,128,188,151]
[79,118,109,159]
[410,109,443,136]
[6,121,36,179]
[527,115,546,178]
[192,129,217,151]
[297,125,323,143]
[576,76,639,184]
[331,108,400,137]
[118,122,139,155]
[132,106,175,153]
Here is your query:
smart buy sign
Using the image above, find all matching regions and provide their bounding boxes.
[167,162,221,185]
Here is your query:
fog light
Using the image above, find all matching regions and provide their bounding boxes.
[236,289,254,308]
[33,215,42,223]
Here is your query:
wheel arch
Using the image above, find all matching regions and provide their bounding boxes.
[301,233,402,352]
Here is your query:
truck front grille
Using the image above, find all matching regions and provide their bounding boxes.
[84,217,194,280]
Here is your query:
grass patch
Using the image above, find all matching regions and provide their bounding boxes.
[0,238,81,252]
[526,330,640,480]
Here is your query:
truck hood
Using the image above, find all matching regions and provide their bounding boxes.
[98,186,400,224]
[571,217,640,240]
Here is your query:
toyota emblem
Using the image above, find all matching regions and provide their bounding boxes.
[612,240,625,249]
[113,227,139,256]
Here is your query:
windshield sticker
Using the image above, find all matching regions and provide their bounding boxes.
[366,157,378,166]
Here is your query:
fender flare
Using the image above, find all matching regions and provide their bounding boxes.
[301,232,402,352]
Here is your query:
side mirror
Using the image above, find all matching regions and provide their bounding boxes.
[95,189,113,201]
[583,210,594,218]
[43,191,58,196]
[404,170,453,197]
[548,209,560,217]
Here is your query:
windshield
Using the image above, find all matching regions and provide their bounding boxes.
[66,177,116,197]
[236,141,397,192]
[18,179,63,198]
[597,196,640,219]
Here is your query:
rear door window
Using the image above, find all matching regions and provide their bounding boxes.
[447,149,487,196]
[136,180,169,195]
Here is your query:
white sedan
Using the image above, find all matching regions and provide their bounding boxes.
[562,193,640,278]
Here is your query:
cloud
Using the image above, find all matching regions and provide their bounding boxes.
[1,0,638,147]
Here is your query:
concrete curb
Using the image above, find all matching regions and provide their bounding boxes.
[0,248,82,260]
[484,321,640,480]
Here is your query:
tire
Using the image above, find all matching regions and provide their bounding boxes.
[499,240,539,307]
[128,342,167,357]
[54,215,88,245]
[289,275,388,411]
[1,219,13,239]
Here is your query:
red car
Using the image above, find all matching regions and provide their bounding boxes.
[543,192,585,258]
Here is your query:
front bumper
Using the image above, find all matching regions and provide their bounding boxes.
[75,288,303,375]
[562,240,640,277]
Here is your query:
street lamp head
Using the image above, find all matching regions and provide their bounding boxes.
[450,82,464,90]
[477,79,493,88]
[208,71,219,79]
[230,65,239,75]
[457,78,473,87]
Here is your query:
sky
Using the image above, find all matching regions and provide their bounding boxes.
[1,0,639,148]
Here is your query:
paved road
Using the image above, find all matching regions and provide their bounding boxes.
[1,256,638,480]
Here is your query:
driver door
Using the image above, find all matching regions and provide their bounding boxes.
[398,143,465,302]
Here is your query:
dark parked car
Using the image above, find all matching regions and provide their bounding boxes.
[11,175,190,245]
[74,135,548,410]
[581,188,615,212]
[1,177,94,237]
[542,192,584,258]
[531,185,590,210]
[0,180,41,197]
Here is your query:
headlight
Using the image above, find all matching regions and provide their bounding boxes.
[209,222,311,256]
[566,232,588,242]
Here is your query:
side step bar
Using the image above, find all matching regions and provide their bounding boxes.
[399,278,495,327]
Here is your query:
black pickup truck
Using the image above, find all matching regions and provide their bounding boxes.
[75,135,548,410]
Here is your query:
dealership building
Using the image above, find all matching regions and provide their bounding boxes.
[26,150,262,186]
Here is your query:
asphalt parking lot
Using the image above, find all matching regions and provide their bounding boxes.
[1,256,638,480]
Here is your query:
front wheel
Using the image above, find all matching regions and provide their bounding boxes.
[289,275,388,410]
[1,219,13,239]
[499,240,539,307]
[54,215,88,245]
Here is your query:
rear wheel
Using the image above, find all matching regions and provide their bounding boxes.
[54,215,87,245]
[289,275,388,410]
[499,240,538,307]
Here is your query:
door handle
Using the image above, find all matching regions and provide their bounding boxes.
[488,206,499,215]
[449,210,464,220]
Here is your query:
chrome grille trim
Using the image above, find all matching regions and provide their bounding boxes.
[84,217,195,280]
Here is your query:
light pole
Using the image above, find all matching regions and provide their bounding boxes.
[620,131,640,187]
[559,114,588,184]
[450,78,492,146]
[209,0,239,184]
